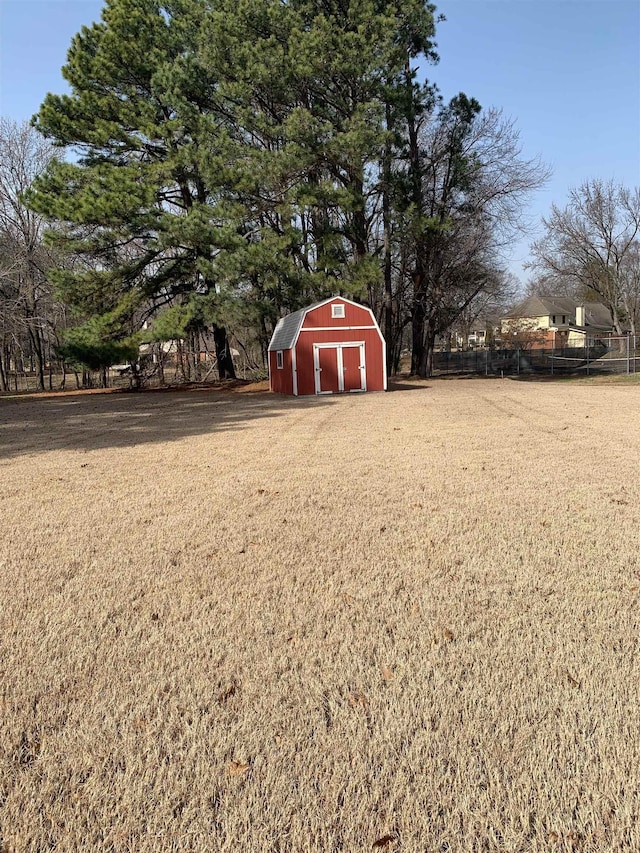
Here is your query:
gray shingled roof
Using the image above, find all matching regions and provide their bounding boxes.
[583,303,615,329]
[268,307,307,351]
[503,295,577,320]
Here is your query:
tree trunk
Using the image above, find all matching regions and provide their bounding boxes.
[176,340,186,382]
[185,333,197,381]
[130,361,141,390]
[350,171,368,264]
[404,60,429,379]
[191,331,202,381]
[156,343,165,385]
[213,325,236,379]
[27,325,45,391]
[425,326,437,378]
[411,283,427,376]
[382,105,394,375]
[47,339,54,391]
[259,314,270,369]
[0,347,7,392]
[413,306,438,378]
[611,306,624,337]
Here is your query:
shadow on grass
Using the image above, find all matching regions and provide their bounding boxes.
[389,374,505,388]
[506,373,580,383]
[506,371,640,383]
[0,388,335,461]
[387,379,430,392]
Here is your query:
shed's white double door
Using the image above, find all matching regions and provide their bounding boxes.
[313,343,366,394]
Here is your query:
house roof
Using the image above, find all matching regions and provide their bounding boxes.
[502,295,577,320]
[468,314,502,330]
[503,296,617,330]
[268,296,374,351]
[581,303,614,330]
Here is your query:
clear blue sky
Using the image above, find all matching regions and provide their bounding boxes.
[432,0,640,282]
[1,0,639,285]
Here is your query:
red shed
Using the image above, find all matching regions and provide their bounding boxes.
[268,297,387,395]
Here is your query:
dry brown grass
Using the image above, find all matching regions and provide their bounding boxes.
[1,378,640,852]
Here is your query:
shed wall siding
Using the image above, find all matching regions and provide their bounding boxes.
[302,300,373,329]
[269,349,294,395]
[295,328,385,396]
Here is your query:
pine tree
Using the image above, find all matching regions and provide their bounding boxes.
[28,0,440,375]
[29,0,241,376]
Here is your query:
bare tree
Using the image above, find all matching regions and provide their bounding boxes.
[528,179,640,334]
[454,271,520,347]
[0,119,59,390]
[618,240,640,335]
[405,101,550,376]
[524,273,574,298]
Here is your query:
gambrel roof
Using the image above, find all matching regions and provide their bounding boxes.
[268,297,374,351]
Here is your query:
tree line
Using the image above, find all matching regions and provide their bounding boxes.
[1,0,635,392]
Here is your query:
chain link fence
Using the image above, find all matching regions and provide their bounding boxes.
[433,336,639,378]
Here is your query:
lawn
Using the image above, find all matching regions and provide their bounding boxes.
[1,378,639,852]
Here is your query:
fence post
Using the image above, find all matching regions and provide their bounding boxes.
[627,334,631,375]
[586,337,589,376]
[485,349,488,376]
[517,349,520,375]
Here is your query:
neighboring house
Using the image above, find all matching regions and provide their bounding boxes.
[436,316,501,351]
[501,296,617,349]
[567,304,619,347]
[459,315,502,350]
[268,296,386,395]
